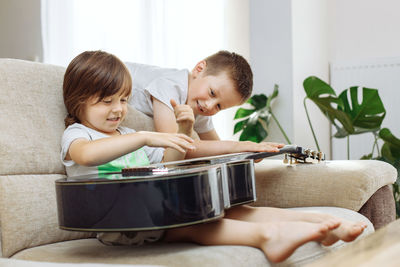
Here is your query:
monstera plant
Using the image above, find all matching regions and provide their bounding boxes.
[233,85,291,144]
[233,78,400,216]
[303,76,400,217]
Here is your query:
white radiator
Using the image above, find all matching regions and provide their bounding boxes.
[330,57,400,160]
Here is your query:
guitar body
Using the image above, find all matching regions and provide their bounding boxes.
[56,165,225,231]
[224,159,256,207]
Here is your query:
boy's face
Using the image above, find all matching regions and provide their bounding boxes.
[187,62,243,116]
[80,90,128,135]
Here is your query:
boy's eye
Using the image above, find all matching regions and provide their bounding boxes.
[102,99,112,104]
[210,89,215,96]
[121,98,128,103]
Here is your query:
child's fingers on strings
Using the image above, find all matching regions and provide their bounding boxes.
[175,133,194,143]
[169,136,196,151]
[266,142,285,148]
[247,142,279,153]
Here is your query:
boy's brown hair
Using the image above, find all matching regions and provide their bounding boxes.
[63,50,132,127]
[204,50,253,103]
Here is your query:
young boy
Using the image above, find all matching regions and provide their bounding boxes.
[125,50,281,158]
[124,52,368,261]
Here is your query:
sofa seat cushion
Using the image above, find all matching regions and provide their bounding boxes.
[254,159,397,211]
[0,258,164,267]
[11,207,374,267]
[0,174,95,258]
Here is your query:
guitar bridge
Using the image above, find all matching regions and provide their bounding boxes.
[121,166,169,176]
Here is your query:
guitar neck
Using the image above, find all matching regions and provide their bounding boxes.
[244,144,325,162]
[144,144,325,172]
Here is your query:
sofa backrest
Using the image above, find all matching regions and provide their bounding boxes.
[0,58,154,176]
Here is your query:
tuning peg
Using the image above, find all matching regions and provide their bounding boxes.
[283,154,288,164]
[318,151,324,161]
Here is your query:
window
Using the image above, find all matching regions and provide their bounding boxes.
[41,0,249,139]
[41,0,225,68]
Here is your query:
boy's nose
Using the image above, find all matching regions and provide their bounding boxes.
[204,99,218,113]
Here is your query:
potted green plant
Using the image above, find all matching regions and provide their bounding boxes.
[233,85,291,144]
[233,78,400,217]
[303,76,400,217]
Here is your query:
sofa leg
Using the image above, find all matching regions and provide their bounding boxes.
[358,185,396,230]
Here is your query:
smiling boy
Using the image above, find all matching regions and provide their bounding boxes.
[126,50,283,158]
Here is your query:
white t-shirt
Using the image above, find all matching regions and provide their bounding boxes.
[125,62,214,134]
[61,123,164,177]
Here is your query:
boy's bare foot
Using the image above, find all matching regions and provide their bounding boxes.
[320,221,367,246]
[261,221,334,263]
[283,211,368,246]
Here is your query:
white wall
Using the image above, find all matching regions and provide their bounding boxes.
[0,0,42,61]
[328,0,400,62]
[249,0,294,145]
[250,0,331,156]
[292,0,331,155]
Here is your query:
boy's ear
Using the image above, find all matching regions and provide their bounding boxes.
[192,60,207,77]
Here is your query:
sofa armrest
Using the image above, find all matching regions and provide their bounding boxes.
[253,159,397,211]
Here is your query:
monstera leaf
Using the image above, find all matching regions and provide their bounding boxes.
[303,76,386,138]
[336,86,386,137]
[233,85,279,143]
[379,128,400,161]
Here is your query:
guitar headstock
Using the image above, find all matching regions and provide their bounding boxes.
[282,146,325,164]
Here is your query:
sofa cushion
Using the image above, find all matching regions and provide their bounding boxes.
[0,174,95,257]
[11,207,373,267]
[254,159,397,211]
[121,105,155,132]
[0,258,165,267]
[0,59,66,175]
[0,59,155,176]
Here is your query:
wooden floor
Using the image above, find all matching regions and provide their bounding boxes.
[307,219,400,267]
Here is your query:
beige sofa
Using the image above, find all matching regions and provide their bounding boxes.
[0,58,397,267]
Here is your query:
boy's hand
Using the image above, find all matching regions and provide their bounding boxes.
[170,99,194,137]
[240,141,285,163]
[246,141,285,153]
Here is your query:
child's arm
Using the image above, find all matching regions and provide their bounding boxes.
[152,97,198,139]
[151,96,284,159]
[170,99,194,137]
[162,99,195,162]
[66,131,194,166]
[187,140,284,159]
[198,129,220,141]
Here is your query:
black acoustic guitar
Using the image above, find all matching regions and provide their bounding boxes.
[56,145,324,232]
